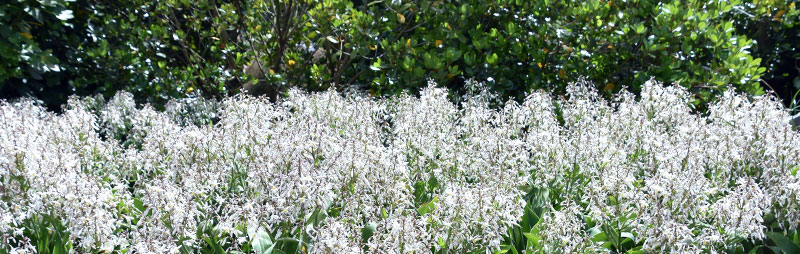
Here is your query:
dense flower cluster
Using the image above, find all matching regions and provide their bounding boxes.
[1,80,798,253]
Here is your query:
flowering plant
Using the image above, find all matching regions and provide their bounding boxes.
[1,80,798,253]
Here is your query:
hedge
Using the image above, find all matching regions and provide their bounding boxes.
[1,0,798,110]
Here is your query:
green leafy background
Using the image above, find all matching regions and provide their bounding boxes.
[1,0,799,111]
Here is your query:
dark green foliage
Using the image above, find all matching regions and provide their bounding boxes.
[0,0,797,110]
[0,0,89,110]
[330,0,786,109]
[726,1,800,110]
[4,215,74,254]
[0,0,249,110]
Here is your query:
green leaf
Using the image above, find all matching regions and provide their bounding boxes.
[401,57,415,70]
[589,228,607,242]
[766,231,800,254]
[487,53,499,64]
[413,67,425,78]
[523,232,539,242]
[361,223,377,243]
[423,53,442,69]
[417,195,439,215]
[626,248,645,254]
[53,244,66,254]
[495,244,516,254]
[746,245,762,254]
[634,23,646,34]
[370,59,381,71]
[252,230,274,254]
[523,230,540,249]
[464,52,475,66]
[134,198,146,212]
[204,235,226,254]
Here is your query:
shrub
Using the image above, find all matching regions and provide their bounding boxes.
[2,0,798,111]
[0,0,249,110]
[326,0,794,109]
[727,0,800,110]
[1,80,799,253]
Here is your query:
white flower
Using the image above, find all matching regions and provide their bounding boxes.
[1,79,798,253]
